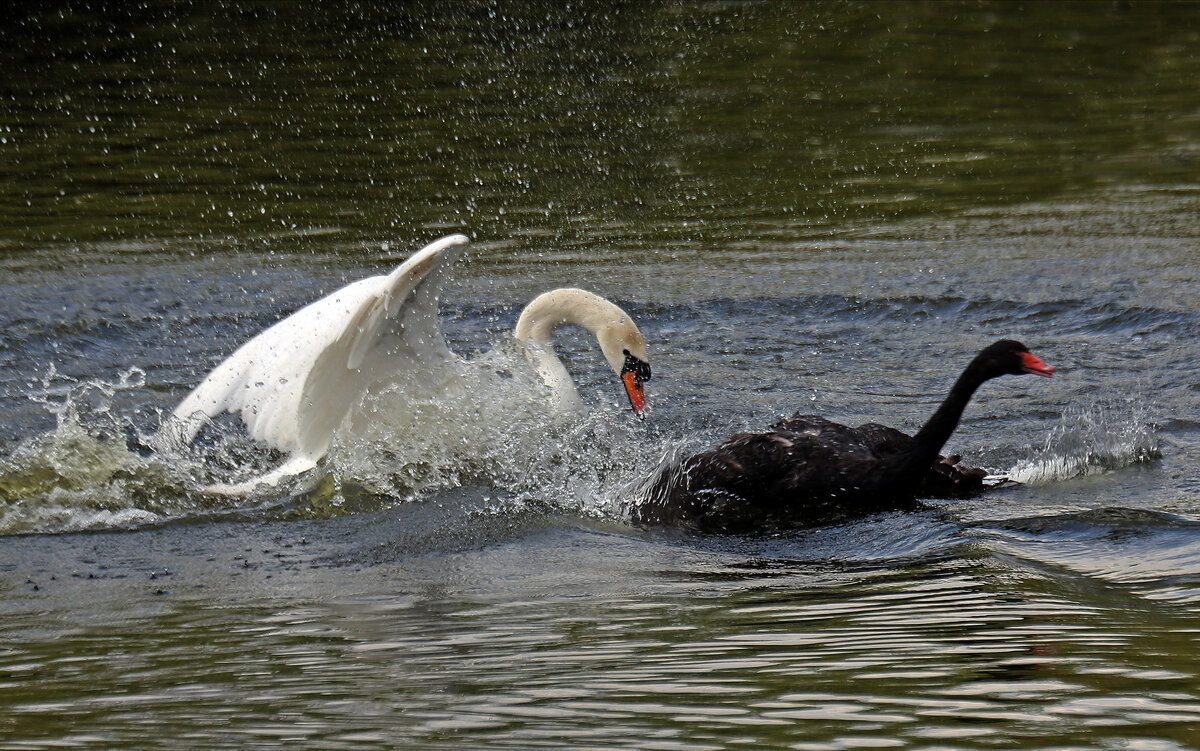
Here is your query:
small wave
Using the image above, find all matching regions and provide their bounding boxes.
[987,506,1200,537]
[975,507,1200,598]
[1007,403,1159,485]
[674,294,1200,339]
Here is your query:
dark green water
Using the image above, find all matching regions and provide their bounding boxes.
[4,1,1198,253]
[3,2,1200,749]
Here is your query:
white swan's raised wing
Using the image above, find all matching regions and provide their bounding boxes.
[160,234,469,474]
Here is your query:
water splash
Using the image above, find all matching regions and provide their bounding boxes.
[0,366,180,533]
[1007,402,1159,485]
[0,338,663,535]
[324,341,662,520]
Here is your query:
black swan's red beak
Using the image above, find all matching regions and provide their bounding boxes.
[1019,351,1055,377]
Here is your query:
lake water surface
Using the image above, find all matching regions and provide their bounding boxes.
[3,3,1200,749]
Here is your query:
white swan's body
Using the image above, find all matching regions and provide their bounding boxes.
[158,235,650,494]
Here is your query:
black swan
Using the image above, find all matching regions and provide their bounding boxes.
[636,339,1054,533]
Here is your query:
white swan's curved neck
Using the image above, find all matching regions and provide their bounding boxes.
[512,288,643,414]
[520,343,585,414]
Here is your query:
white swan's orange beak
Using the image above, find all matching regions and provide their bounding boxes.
[1019,351,1055,377]
[622,371,647,417]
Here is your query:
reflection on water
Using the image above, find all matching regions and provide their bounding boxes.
[4,513,1200,750]
[3,1,1200,749]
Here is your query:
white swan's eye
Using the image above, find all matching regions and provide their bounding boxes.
[621,350,651,382]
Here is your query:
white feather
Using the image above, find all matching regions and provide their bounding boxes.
[159,234,467,477]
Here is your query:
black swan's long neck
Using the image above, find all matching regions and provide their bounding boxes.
[895,364,990,482]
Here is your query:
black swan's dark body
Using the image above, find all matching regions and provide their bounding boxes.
[636,340,1053,533]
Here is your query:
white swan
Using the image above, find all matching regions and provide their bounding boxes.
[158,234,652,494]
